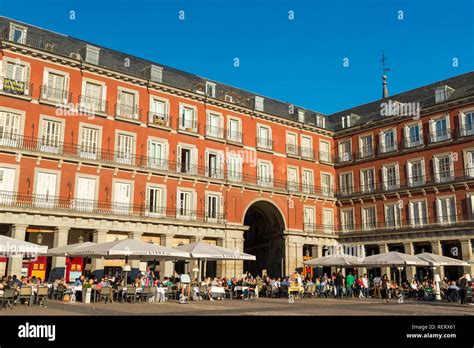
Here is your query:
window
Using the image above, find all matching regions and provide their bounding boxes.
[42,70,69,103]
[85,45,100,65]
[112,181,132,215]
[433,154,454,183]
[2,59,30,95]
[287,167,299,192]
[468,193,474,217]
[206,112,223,138]
[340,209,354,231]
[177,189,196,220]
[0,111,21,145]
[257,160,273,187]
[205,193,222,221]
[429,116,450,142]
[148,139,168,170]
[116,89,138,120]
[149,98,168,126]
[80,126,99,159]
[224,94,233,103]
[436,196,456,224]
[320,173,332,196]
[116,133,134,165]
[205,150,224,179]
[382,163,400,190]
[257,125,272,149]
[303,206,315,231]
[385,203,401,228]
[9,24,27,44]
[254,96,264,111]
[150,65,163,83]
[404,123,423,148]
[227,117,241,142]
[407,159,425,187]
[319,140,330,162]
[435,86,453,104]
[359,135,373,158]
[227,153,242,182]
[180,106,196,131]
[316,115,325,128]
[459,111,474,137]
[465,150,474,178]
[40,119,61,153]
[362,206,376,229]
[302,169,314,194]
[338,140,352,162]
[361,168,375,193]
[74,177,96,212]
[298,110,305,123]
[301,135,313,159]
[339,172,353,195]
[177,145,197,175]
[81,81,106,113]
[205,82,216,98]
[0,167,15,203]
[408,200,427,226]
[35,172,57,208]
[146,186,164,217]
[379,129,397,153]
[322,209,334,233]
[286,132,298,155]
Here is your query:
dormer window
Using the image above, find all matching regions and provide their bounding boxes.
[341,115,351,128]
[150,65,163,83]
[205,81,216,98]
[224,94,233,103]
[255,96,264,111]
[85,45,100,65]
[316,115,326,128]
[435,85,454,104]
[298,110,305,123]
[9,24,27,44]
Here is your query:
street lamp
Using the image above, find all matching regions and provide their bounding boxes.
[78,233,84,243]
[36,232,43,245]
[397,266,404,286]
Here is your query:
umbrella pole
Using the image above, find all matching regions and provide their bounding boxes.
[124,256,128,287]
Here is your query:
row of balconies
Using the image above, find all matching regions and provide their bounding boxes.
[337,167,473,198]
[0,190,226,223]
[0,133,335,198]
[337,127,473,164]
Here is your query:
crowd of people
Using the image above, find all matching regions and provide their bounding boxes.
[1,268,473,306]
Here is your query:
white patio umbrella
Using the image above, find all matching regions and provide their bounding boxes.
[44,241,97,257]
[70,239,190,285]
[0,234,47,256]
[175,241,256,281]
[303,254,360,267]
[358,251,429,285]
[415,252,470,267]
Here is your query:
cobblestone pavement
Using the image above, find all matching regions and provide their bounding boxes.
[1,297,473,316]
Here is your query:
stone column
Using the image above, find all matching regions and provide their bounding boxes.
[379,244,391,279]
[358,244,367,276]
[430,240,445,280]
[6,224,28,277]
[91,229,108,279]
[460,239,473,276]
[403,242,416,282]
[160,234,174,280]
[190,236,203,280]
[49,227,70,281]
[128,231,143,280]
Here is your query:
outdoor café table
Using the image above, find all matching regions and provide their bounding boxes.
[289,286,303,298]
[233,286,249,299]
[210,286,225,299]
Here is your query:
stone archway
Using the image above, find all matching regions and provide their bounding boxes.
[243,200,285,278]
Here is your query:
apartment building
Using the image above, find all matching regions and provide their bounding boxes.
[0,17,472,281]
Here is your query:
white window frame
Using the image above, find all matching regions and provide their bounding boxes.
[179,103,198,132]
[459,110,474,137]
[146,183,166,217]
[257,159,273,188]
[359,134,373,158]
[379,127,397,153]
[73,174,99,212]
[303,205,316,231]
[463,147,474,178]
[111,179,134,215]
[300,135,313,159]
[38,115,65,154]
[319,140,331,162]
[406,158,426,187]
[286,131,298,155]
[382,162,400,190]
[80,78,107,113]
[176,188,196,221]
[177,143,198,175]
[42,68,70,104]
[254,96,264,111]
[206,111,224,138]
[204,191,223,222]
[116,87,139,120]
[78,123,102,160]
[148,136,168,170]
[340,208,355,232]
[257,124,272,149]
[302,168,314,194]
[436,195,456,224]
[339,171,353,195]
[433,152,454,183]
[9,23,27,44]
[114,130,136,165]
[384,203,401,228]
[404,121,423,148]
[320,172,333,197]
[429,114,451,143]
[360,167,375,193]
[338,139,352,162]
[361,205,377,230]
[287,166,299,192]
[408,199,428,227]
[227,116,242,142]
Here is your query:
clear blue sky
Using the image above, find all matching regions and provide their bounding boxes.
[1,0,473,114]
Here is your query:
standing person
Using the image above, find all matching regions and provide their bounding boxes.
[381,274,389,303]
[362,274,369,298]
[145,267,154,287]
[459,274,468,305]
[345,272,355,298]
[335,271,345,299]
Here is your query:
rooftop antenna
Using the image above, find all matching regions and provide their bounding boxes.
[381,52,390,99]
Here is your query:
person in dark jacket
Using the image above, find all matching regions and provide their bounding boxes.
[381,274,389,303]
[459,274,469,305]
[334,272,345,299]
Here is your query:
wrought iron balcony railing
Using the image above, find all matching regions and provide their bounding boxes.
[115,103,141,121]
[40,85,72,104]
[205,124,224,139]
[0,190,225,223]
[256,137,273,150]
[148,111,170,127]
[79,95,108,114]
[226,129,242,143]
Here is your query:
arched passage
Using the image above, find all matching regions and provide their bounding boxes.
[243,200,285,277]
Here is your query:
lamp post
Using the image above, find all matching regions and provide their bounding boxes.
[397,266,404,286]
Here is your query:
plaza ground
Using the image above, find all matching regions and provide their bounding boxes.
[1,298,473,316]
